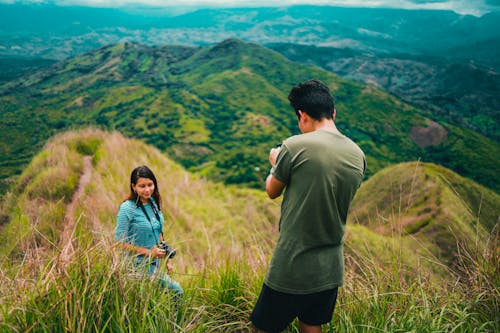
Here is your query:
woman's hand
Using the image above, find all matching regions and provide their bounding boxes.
[167,260,174,273]
[149,245,167,259]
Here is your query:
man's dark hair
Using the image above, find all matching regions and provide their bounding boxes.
[288,80,335,121]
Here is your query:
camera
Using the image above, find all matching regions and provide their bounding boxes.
[158,241,177,259]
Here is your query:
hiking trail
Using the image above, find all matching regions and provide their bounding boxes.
[59,155,93,265]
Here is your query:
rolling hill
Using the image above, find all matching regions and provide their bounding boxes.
[0,129,498,331]
[1,129,498,276]
[1,39,499,194]
[0,129,279,267]
[349,161,499,267]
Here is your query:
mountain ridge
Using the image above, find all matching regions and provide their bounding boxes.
[268,42,500,140]
[1,39,499,193]
[349,161,499,265]
[1,4,499,69]
[0,128,497,333]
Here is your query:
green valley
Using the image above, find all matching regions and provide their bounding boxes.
[1,39,499,193]
[269,43,500,140]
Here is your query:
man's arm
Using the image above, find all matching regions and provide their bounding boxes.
[266,146,287,199]
[266,173,286,199]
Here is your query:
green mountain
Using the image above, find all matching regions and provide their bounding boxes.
[1,39,499,193]
[2,4,499,71]
[268,43,500,140]
[0,56,57,85]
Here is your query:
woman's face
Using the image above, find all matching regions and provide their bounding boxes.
[133,177,155,203]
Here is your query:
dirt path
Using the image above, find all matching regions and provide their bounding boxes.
[59,155,93,265]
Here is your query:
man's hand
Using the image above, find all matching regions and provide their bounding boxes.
[269,146,281,166]
[266,145,285,199]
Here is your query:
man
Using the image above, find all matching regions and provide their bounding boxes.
[250,80,366,333]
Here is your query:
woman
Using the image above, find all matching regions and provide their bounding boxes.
[115,165,183,296]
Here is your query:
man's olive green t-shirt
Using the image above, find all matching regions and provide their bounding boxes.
[265,129,365,294]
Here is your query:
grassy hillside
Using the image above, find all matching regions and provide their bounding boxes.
[0,129,498,331]
[349,162,500,267]
[0,128,278,267]
[0,129,446,276]
[1,39,498,193]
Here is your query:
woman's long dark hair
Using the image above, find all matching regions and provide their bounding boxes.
[127,165,162,210]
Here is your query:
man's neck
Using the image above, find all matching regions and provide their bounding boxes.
[312,118,339,133]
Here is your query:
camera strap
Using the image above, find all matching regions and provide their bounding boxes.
[139,199,160,223]
[138,199,161,244]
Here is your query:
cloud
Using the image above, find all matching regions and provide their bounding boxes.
[408,0,449,3]
[0,0,498,15]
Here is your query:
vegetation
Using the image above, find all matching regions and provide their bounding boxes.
[268,43,500,140]
[0,136,86,258]
[1,234,498,332]
[0,129,498,332]
[0,39,499,193]
[2,4,499,71]
[0,57,57,84]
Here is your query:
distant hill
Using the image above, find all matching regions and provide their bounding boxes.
[269,43,500,140]
[0,56,57,84]
[1,4,499,71]
[1,39,499,193]
[2,129,497,279]
[349,161,500,266]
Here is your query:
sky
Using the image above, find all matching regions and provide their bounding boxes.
[1,0,499,16]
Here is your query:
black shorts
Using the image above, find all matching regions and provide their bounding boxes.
[250,284,339,333]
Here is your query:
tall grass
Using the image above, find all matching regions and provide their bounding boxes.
[0,134,87,260]
[337,235,499,332]
[0,236,261,332]
[0,227,498,332]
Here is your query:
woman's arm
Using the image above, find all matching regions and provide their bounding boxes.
[119,242,165,258]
